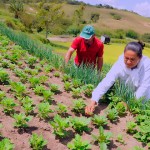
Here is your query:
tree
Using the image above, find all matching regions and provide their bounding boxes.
[36,2,64,38]
[9,0,24,19]
[73,4,85,27]
[91,13,100,23]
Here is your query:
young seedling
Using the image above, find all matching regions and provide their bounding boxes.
[9,63,16,70]
[10,82,26,98]
[22,103,35,115]
[38,102,53,119]
[1,98,17,114]
[29,133,47,150]
[0,138,14,150]
[92,115,108,127]
[49,84,59,93]
[39,75,48,84]
[72,88,82,98]
[14,69,28,83]
[33,85,45,96]
[67,134,91,150]
[0,68,9,84]
[72,98,86,114]
[56,103,68,116]
[40,59,47,66]
[30,69,38,76]
[116,102,127,116]
[0,91,5,101]
[70,116,91,134]
[29,77,40,88]
[126,121,137,134]
[64,82,72,92]
[1,60,9,68]
[72,79,82,88]
[132,146,145,150]
[13,113,32,128]
[62,74,70,82]
[54,71,60,77]
[116,134,125,145]
[83,84,94,97]
[50,114,70,138]
[21,96,33,105]
[44,65,54,73]
[106,108,119,122]
[26,56,37,67]
[42,90,54,103]
[92,126,112,149]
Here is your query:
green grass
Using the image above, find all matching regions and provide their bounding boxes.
[50,41,150,64]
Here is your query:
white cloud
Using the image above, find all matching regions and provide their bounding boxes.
[134,1,150,17]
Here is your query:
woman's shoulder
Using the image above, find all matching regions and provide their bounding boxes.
[141,55,150,68]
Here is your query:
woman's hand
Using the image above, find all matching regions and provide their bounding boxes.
[85,100,97,116]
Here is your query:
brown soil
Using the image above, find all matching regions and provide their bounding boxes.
[0,44,148,150]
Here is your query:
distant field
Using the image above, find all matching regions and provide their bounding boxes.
[52,41,150,64]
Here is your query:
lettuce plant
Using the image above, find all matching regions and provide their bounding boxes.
[72,98,86,114]
[0,138,14,150]
[0,68,9,83]
[0,91,5,101]
[44,65,54,73]
[83,84,94,97]
[21,96,33,105]
[126,121,137,134]
[33,85,45,96]
[26,56,37,67]
[39,75,48,84]
[67,134,91,150]
[49,84,59,93]
[70,117,91,134]
[38,102,53,119]
[1,98,17,114]
[72,88,82,98]
[50,114,70,138]
[62,74,70,82]
[56,103,67,116]
[22,103,35,115]
[29,77,40,88]
[64,82,72,92]
[92,115,108,127]
[106,108,119,122]
[13,113,32,128]
[115,102,127,116]
[10,82,26,97]
[116,134,125,145]
[54,71,60,77]
[92,126,112,149]
[42,90,54,103]
[29,133,47,150]
[72,79,82,88]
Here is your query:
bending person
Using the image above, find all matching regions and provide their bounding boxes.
[85,41,150,115]
[65,25,104,72]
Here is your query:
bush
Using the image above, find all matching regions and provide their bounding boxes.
[126,30,139,39]
[91,13,100,23]
[141,33,150,43]
[114,29,125,39]
[110,12,121,20]
[67,25,80,37]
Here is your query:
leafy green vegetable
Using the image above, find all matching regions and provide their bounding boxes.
[92,115,108,127]
[0,138,14,150]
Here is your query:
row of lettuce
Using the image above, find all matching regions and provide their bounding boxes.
[0,25,149,149]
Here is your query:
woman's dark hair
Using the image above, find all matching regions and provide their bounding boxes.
[124,41,145,58]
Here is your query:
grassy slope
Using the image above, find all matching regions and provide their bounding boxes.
[63,4,150,34]
[52,41,150,64]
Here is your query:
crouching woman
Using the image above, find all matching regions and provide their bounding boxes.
[85,41,150,115]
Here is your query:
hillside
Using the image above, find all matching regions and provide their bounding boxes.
[1,2,150,36]
[62,4,150,34]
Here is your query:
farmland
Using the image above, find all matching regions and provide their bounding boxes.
[0,31,150,150]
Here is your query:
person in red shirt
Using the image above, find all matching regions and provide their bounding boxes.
[65,25,104,72]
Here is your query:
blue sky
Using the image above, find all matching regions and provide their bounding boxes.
[77,0,150,17]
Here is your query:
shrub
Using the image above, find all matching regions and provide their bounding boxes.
[91,13,100,23]
[141,33,150,43]
[67,25,80,37]
[110,12,121,20]
[126,30,139,39]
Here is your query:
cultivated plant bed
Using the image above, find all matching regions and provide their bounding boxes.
[0,35,149,150]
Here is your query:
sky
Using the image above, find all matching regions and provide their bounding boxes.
[77,0,150,17]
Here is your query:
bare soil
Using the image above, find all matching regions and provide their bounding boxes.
[0,44,148,150]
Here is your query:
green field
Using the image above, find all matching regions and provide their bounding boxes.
[52,41,150,64]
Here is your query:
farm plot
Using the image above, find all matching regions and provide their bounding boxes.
[0,35,149,150]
